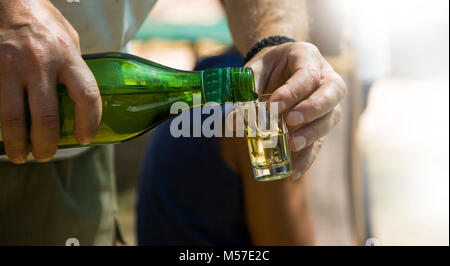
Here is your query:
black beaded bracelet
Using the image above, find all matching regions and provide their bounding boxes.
[244,35,296,63]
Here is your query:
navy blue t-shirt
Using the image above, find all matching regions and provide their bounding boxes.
[137,51,252,245]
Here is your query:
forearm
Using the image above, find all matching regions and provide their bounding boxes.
[222,0,308,55]
[218,137,315,245]
[243,171,316,245]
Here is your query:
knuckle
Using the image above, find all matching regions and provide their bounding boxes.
[23,38,50,63]
[2,116,26,128]
[72,30,80,45]
[286,84,301,102]
[79,82,100,103]
[0,43,19,67]
[62,18,80,44]
[306,130,318,145]
[322,90,337,106]
[334,74,347,98]
[316,138,325,149]
[307,96,323,113]
[37,114,59,129]
[69,78,100,104]
[288,45,301,57]
[56,33,78,53]
[298,42,320,55]
[68,27,80,43]
[334,106,342,124]
[307,66,321,86]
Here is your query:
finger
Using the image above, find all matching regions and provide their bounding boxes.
[285,73,346,127]
[0,79,29,164]
[269,63,321,114]
[288,106,341,152]
[26,70,60,162]
[245,57,267,95]
[290,138,325,181]
[268,43,323,114]
[59,55,102,145]
[245,45,286,95]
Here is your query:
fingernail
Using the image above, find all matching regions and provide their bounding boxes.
[10,157,26,164]
[78,137,93,146]
[31,149,55,162]
[36,157,52,163]
[8,152,29,164]
[293,136,307,151]
[286,111,304,126]
[291,171,303,181]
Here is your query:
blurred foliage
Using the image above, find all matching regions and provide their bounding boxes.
[135,18,233,45]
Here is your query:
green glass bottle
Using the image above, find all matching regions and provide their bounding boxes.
[0,52,257,153]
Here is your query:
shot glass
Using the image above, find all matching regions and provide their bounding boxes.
[241,94,294,181]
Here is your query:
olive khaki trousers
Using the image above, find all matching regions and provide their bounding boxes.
[0,145,117,246]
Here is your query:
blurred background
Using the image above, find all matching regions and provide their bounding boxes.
[115,0,449,245]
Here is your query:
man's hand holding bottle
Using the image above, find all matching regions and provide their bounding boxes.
[0,0,102,163]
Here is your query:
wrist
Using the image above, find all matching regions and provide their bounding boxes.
[244,35,296,63]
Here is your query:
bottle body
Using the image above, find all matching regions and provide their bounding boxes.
[0,52,257,153]
[57,52,204,148]
[57,87,196,148]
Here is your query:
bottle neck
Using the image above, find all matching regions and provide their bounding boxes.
[201,67,257,104]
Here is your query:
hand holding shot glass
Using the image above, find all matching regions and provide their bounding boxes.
[233,94,295,181]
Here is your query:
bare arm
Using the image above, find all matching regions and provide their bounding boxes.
[218,137,315,245]
[222,0,308,55]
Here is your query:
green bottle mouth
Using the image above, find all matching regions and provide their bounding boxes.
[202,67,257,104]
[229,67,258,102]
